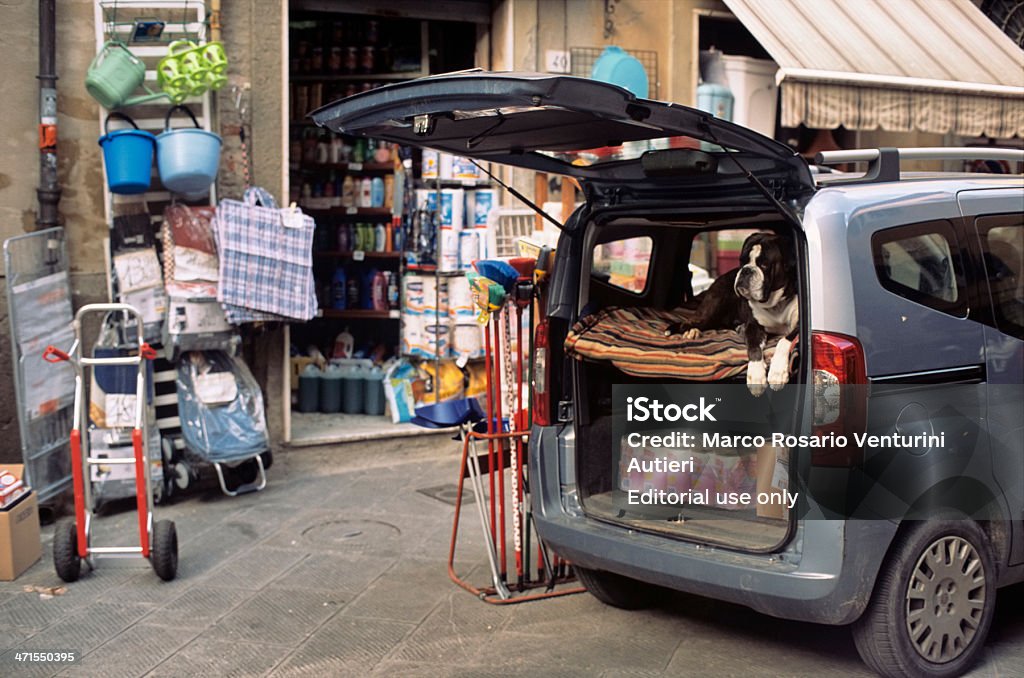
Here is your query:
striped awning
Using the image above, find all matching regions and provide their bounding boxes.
[723,0,1024,138]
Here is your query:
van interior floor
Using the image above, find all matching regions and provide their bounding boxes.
[583,490,788,551]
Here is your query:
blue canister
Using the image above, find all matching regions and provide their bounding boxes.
[298,363,321,413]
[370,177,385,207]
[319,363,344,413]
[363,366,385,416]
[341,366,365,414]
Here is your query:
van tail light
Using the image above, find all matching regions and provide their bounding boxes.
[532,319,552,426]
[811,331,867,467]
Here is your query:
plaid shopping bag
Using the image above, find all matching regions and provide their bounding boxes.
[214,187,318,323]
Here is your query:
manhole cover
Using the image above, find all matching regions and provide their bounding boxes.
[301,519,401,545]
[417,483,474,506]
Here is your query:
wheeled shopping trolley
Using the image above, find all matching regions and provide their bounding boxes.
[44,303,178,582]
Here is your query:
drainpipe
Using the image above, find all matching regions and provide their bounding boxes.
[37,0,60,230]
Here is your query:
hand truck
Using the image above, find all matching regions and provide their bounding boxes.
[43,303,179,582]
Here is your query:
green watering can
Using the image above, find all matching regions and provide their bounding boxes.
[86,41,169,109]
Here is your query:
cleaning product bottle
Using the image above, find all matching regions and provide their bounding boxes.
[375,222,386,251]
[336,223,350,252]
[360,177,372,207]
[385,271,399,309]
[346,272,360,309]
[333,327,354,359]
[331,267,347,310]
[384,174,394,210]
[341,175,355,207]
[361,268,377,309]
[372,270,388,311]
[370,177,385,208]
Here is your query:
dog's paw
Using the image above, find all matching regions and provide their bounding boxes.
[746,360,767,397]
[767,363,790,391]
[664,323,701,339]
[767,338,793,391]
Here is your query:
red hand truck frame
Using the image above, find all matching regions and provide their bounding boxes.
[44,303,178,582]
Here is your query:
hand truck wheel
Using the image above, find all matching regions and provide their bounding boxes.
[151,519,178,581]
[260,450,273,471]
[53,520,82,583]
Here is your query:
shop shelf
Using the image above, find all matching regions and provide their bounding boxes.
[313,251,402,260]
[319,309,400,319]
[303,206,394,218]
[290,72,426,83]
[299,161,393,173]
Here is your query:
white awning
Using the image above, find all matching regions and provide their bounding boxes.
[723,0,1024,138]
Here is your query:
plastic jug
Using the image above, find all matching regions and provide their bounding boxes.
[298,363,321,413]
[342,366,365,414]
[86,41,169,109]
[319,364,344,413]
[363,366,386,416]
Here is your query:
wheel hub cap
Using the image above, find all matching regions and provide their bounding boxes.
[905,535,986,664]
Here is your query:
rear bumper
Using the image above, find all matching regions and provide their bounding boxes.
[529,425,896,625]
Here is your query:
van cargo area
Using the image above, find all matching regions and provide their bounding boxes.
[567,214,804,552]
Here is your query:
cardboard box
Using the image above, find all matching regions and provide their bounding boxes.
[755,445,790,520]
[0,465,42,580]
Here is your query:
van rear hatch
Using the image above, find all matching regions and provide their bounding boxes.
[311,70,814,202]
[313,71,816,552]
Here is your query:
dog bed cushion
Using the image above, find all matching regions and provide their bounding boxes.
[564,306,795,381]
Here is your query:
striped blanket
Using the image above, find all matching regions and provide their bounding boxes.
[564,307,793,381]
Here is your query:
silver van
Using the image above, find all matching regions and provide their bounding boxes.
[314,72,1024,678]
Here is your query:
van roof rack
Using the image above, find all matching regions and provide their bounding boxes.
[814,147,1024,184]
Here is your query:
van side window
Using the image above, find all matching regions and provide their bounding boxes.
[976,215,1023,340]
[592,236,652,293]
[871,221,966,317]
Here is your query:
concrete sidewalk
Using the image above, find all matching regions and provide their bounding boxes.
[0,436,1020,677]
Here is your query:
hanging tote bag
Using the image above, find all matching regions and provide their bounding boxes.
[214,187,318,323]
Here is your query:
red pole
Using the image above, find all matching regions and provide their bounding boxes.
[69,430,88,558]
[492,316,507,584]
[483,323,497,550]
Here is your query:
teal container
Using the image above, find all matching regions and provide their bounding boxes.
[696,82,734,121]
[590,46,649,98]
[342,366,365,414]
[319,364,344,413]
[298,364,321,413]
[363,366,385,416]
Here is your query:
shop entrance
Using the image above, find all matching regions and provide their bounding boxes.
[285,4,487,445]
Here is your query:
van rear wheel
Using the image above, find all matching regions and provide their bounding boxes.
[852,518,995,678]
[574,565,657,610]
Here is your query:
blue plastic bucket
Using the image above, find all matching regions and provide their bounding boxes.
[156,105,221,196]
[590,46,649,98]
[98,112,155,194]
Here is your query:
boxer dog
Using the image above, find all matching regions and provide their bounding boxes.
[665,232,798,396]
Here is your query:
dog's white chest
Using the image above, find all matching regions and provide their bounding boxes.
[750,294,798,335]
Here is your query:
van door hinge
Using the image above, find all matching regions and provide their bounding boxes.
[558,401,574,422]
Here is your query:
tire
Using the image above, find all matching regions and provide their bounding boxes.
[574,565,657,610]
[235,459,259,485]
[172,462,191,491]
[852,518,996,678]
[53,520,81,583]
[260,450,273,471]
[151,520,179,581]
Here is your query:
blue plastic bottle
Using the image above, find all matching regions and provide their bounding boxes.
[370,177,385,207]
[331,267,347,310]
